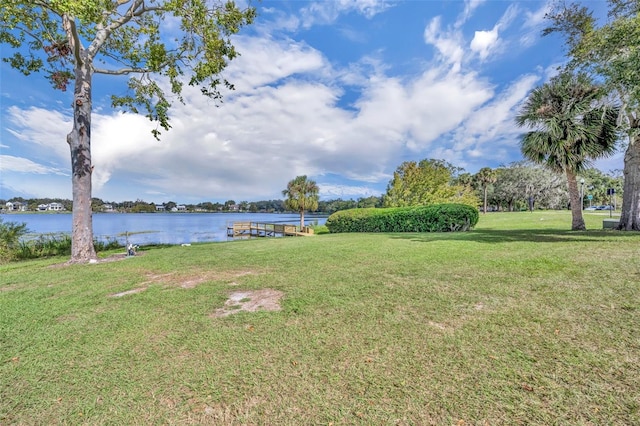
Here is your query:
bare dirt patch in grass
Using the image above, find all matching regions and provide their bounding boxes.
[139,269,259,289]
[0,284,18,292]
[105,269,261,299]
[211,289,284,318]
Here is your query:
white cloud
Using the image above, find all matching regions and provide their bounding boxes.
[424,17,465,72]
[456,0,486,27]
[4,1,596,202]
[300,0,394,28]
[469,4,519,62]
[0,155,70,199]
[0,155,68,175]
[225,36,328,92]
[1,30,505,202]
[524,1,551,29]
[470,27,499,60]
[519,1,553,48]
[447,73,541,167]
[318,183,382,198]
[498,3,520,29]
[90,113,159,190]
[5,106,71,163]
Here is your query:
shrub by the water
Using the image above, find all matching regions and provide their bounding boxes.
[13,235,122,260]
[0,217,122,262]
[0,218,29,261]
[325,203,479,233]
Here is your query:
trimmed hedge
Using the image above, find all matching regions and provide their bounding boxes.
[325,203,479,233]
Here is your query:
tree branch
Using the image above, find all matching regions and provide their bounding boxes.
[62,14,83,65]
[106,0,165,32]
[93,66,147,75]
[88,0,167,59]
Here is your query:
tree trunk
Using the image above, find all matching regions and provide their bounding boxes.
[483,187,488,213]
[299,209,305,230]
[68,58,97,262]
[566,171,586,231]
[617,134,640,231]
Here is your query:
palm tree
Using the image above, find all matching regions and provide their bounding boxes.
[515,72,619,230]
[282,175,320,229]
[474,167,497,214]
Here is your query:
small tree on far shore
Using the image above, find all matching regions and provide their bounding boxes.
[282,176,319,229]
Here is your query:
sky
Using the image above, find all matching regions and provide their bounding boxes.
[0,0,621,204]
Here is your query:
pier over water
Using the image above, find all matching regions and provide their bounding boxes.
[227,221,314,239]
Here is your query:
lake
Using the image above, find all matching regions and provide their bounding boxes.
[3,212,327,246]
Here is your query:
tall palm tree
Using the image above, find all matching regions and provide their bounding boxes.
[515,72,619,230]
[282,175,320,229]
[475,167,497,214]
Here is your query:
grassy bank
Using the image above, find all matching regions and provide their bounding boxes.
[1,211,638,424]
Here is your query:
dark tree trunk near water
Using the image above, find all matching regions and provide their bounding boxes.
[68,57,97,262]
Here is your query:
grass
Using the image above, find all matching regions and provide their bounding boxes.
[1,210,639,425]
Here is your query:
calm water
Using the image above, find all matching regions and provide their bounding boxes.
[4,212,327,246]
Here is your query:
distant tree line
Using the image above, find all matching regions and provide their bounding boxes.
[376,159,622,214]
[0,196,383,214]
[479,162,623,213]
[2,163,621,216]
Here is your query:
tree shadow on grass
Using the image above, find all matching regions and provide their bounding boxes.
[389,228,640,244]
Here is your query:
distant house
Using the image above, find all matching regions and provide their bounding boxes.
[176,205,186,211]
[155,205,165,211]
[38,204,49,211]
[5,201,26,211]
[48,202,64,211]
[103,204,114,212]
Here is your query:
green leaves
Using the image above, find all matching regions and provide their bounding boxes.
[325,204,479,233]
[0,0,256,136]
[383,159,479,208]
[545,0,640,118]
[282,176,320,213]
[516,72,620,174]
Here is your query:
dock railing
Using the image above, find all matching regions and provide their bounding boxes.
[227,221,313,238]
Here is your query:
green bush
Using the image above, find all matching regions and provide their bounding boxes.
[325,204,479,233]
[15,235,123,260]
[2,223,123,261]
[15,234,72,259]
[0,218,30,262]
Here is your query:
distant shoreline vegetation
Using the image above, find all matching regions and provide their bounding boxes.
[1,196,383,215]
[0,209,331,216]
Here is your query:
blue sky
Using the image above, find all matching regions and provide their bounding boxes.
[0,0,619,204]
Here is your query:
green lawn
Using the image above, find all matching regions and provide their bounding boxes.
[1,211,638,425]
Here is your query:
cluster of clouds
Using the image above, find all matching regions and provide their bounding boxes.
[2,0,620,203]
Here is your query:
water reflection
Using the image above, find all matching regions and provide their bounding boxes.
[5,212,327,246]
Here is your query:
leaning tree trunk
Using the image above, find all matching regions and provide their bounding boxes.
[566,171,586,231]
[617,133,640,231]
[68,57,97,262]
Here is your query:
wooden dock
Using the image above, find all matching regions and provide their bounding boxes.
[227,221,314,239]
